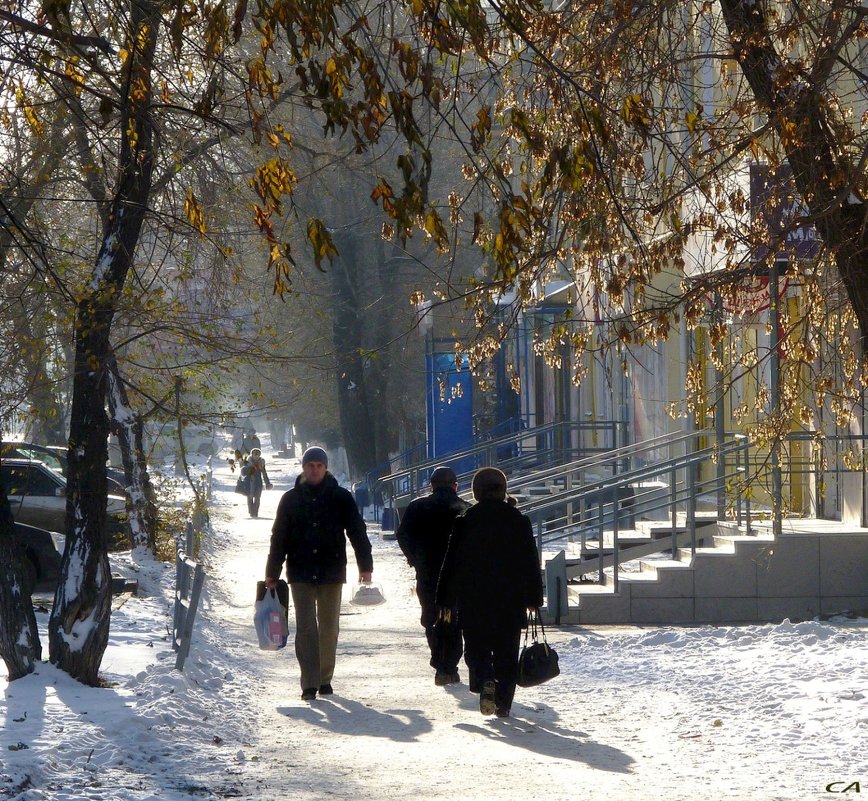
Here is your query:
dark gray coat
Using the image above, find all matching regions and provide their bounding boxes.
[266,473,372,584]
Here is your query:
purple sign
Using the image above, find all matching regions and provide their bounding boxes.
[750,163,819,260]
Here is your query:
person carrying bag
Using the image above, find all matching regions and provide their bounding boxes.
[436,467,544,718]
[517,609,560,687]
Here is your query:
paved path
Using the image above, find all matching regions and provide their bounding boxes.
[200,459,712,801]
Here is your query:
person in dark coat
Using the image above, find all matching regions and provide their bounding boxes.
[437,467,543,718]
[396,465,470,686]
[264,446,373,701]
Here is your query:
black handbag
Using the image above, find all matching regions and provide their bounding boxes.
[517,610,560,687]
[235,474,250,495]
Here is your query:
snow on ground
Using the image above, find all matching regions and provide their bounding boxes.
[2,448,867,801]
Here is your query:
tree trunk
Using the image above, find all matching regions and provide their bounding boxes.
[48,0,160,685]
[0,468,42,680]
[48,314,115,683]
[107,356,159,552]
[330,229,378,477]
[719,0,868,340]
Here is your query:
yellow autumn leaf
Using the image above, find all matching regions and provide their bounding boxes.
[306,219,337,269]
[184,188,207,236]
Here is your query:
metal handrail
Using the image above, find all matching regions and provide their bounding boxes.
[377,419,627,506]
[521,432,751,592]
[507,428,713,499]
[519,432,736,515]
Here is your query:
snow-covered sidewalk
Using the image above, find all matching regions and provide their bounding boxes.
[2,452,867,800]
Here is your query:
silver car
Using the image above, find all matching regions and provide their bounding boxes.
[1,459,128,546]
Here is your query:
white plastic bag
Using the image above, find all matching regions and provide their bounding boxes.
[254,586,289,650]
[350,581,386,606]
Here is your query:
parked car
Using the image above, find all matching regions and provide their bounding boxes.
[12,520,64,592]
[0,459,128,547]
[1,442,127,495]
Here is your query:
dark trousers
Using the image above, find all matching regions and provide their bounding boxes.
[462,622,522,711]
[247,490,261,517]
[418,579,463,673]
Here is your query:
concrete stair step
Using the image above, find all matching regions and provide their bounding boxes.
[567,582,616,600]
[567,530,659,555]
[639,557,687,574]
[711,532,774,549]
[678,544,734,560]
[546,518,868,625]
[634,516,718,536]
[614,570,659,583]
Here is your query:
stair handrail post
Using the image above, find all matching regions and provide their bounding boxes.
[713,291,727,521]
[815,435,824,518]
[671,465,679,560]
[535,513,544,561]
[769,259,783,539]
[612,496,620,594]
[597,492,605,584]
[736,439,743,528]
[687,462,697,558]
[579,490,587,553]
[743,438,752,534]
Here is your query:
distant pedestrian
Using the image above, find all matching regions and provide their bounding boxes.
[244,448,272,517]
[436,467,543,718]
[241,428,259,457]
[264,446,373,701]
[396,465,470,686]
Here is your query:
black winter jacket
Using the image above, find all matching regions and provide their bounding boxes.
[266,473,373,584]
[396,487,470,590]
[436,499,543,631]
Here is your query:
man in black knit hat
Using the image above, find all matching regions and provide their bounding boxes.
[265,446,373,701]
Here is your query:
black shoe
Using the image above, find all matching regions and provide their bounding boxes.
[301,687,317,701]
[495,707,510,718]
[479,680,496,715]
[318,683,333,695]
[434,671,460,686]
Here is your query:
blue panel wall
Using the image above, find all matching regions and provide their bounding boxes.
[426,351,474,473]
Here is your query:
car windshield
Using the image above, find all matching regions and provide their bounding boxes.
[19,447,63,472]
